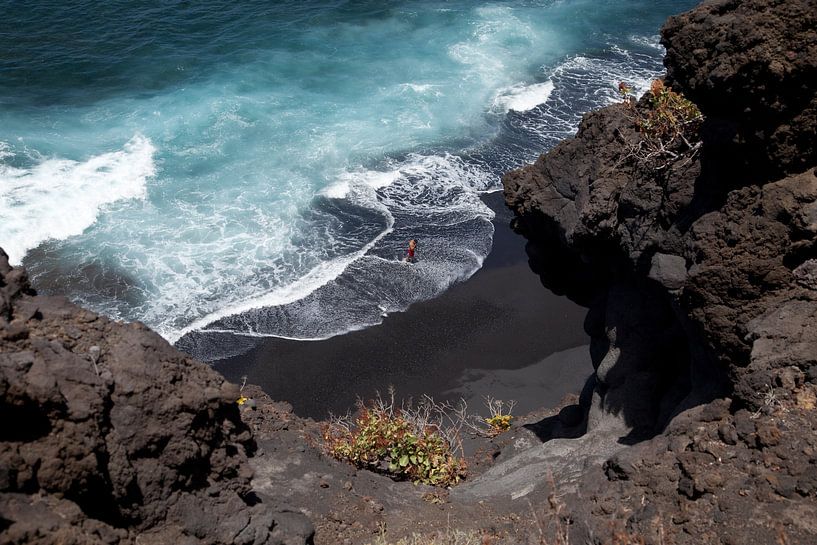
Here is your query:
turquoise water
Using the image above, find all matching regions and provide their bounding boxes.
[0,0,697,360]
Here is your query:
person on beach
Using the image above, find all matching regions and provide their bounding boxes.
[404,239,417,263]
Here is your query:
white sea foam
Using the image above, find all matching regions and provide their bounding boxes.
[0,135,156,264]
[4,1,681,364]
[396,153,499,194]
[0,141,13,161]
[447,4,543,91]
[171,35,666,350]
[171,151,495,351]
[548,42,667,109]
[168,189,396,343]
[321,169,401,199]
[630,34,664,50]
[492,80,555,113]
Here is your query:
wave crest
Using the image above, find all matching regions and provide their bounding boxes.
[0,135,156,264]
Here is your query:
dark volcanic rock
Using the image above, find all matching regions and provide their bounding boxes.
[0,248,313,545]
[503,0,817,543]
[794,258,817,290]
[663,0,817,179]
[684,170,817,374]
[648,253,687,291]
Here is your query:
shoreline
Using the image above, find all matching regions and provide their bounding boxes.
[213,192,592,419]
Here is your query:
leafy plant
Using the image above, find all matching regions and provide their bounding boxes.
[322,391,467,487]
[618,81,635,104]
[485,414,512,433]
[481,397,516,437]
[636,79,702,142]
[618,79,703,170]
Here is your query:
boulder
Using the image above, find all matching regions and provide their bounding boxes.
[0,248,313,545]
[663,0,817,178]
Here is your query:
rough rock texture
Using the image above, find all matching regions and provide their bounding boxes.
[4,1,817,543]
[663,0,817,179]
[502,0,817,542]
[580,398,817,545]
[235,385,552,545]
[0,250,313,545]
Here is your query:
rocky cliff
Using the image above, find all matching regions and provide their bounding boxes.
[3,1,817,543]
[502,0,817,542]
[0,249,313,545]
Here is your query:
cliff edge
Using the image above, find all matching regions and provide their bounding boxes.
[3,1,817,543]
[0,249,313,545]
[502,0,817,542]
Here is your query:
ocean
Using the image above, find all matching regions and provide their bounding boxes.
[0,0,697,361]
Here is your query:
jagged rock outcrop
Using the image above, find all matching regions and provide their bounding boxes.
[0,249,314,545]
[502,0,817,542]
[663,0,817,179]
[503,96,721,441]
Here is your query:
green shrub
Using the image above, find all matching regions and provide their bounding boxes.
[617,79,703,169]
[636,79,702,142]
[485,413,512,434]
[322,401,466,487]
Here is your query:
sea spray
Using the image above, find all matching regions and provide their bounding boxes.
[1,0,700,359]
[0,135,156,265]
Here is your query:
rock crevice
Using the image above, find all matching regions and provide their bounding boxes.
[500,0,817,542]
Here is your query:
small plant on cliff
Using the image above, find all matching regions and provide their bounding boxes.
[751,384,783,419]
[638,80,702,141]
[618,81,635,104]
[619,79,703,169]
[322,389,467,486]
[237,374,250,405]
[480,396,517,437]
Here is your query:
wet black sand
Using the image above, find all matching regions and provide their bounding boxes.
[214,192,592,419]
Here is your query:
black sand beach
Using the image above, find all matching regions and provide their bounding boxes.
[214,192,592,419]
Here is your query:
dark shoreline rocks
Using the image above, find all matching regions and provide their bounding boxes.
[502,0,817,542]
[3,0,817,543]
[0,249,313,545]
[662,0,817,180]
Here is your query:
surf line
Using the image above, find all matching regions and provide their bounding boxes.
[167,202,396,345]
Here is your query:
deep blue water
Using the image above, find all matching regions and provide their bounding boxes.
[0,0,697,360]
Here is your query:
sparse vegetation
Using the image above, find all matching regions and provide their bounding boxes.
[637,80,702,141]
[322,390,518,486]
[618,79,703,170]
[527,474,671,545]
[237,374,250,406]
[366,477,667,545]
[368,529,486,545]
[322,389,467,486]
[481,397,517,437]
[752,383,783,419]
